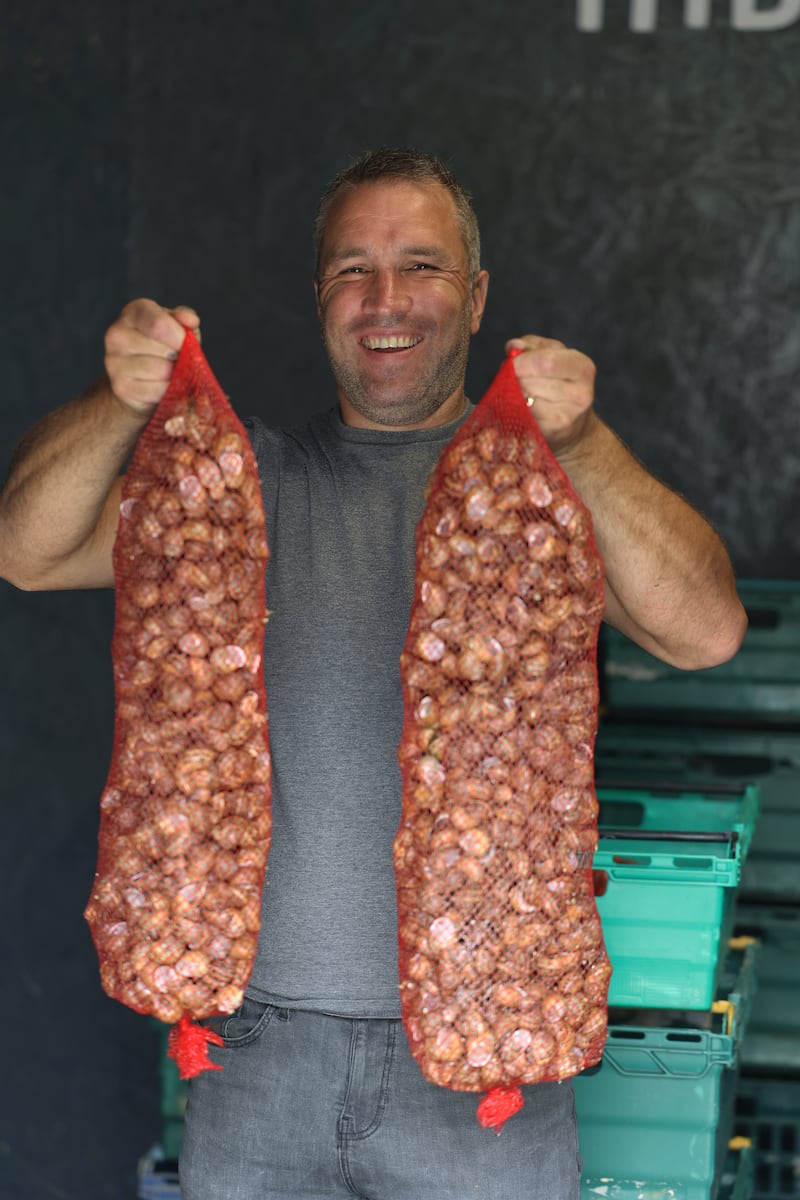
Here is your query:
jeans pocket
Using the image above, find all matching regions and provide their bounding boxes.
[203,995,276,1047]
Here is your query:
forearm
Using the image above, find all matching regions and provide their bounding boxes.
[0,376,148,590]
[557,414,747,669]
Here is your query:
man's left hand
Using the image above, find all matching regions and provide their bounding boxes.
[505,335,596,456]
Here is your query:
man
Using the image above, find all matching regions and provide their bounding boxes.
[0,148,746,1199]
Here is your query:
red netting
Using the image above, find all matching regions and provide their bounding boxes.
[84,330,272,1066]
[395,351,611,1108]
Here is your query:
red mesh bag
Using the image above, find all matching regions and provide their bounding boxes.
[395,350,611,1130]
[84,329,272,1077]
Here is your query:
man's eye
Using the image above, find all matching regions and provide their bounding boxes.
[340,266,367,275]
[409,262,435,271]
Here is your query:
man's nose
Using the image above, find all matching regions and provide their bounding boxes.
[363,269,412,314]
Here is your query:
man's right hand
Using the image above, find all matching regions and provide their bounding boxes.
[104,299,201,416]
[0,298,202,591]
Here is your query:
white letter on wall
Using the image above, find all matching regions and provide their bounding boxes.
[732,0,800,29]
[576,0,604,30]
[630,0,659,29]
[685,0,713,27]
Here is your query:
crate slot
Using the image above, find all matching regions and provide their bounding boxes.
[734,1073,800,1199]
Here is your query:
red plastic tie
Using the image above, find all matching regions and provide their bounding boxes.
[476,1084,525,1134]
[167,1015,224,1080]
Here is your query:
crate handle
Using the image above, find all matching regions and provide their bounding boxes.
[598,779,755,798]
[599,829,737,845]
[712,998,736,1037]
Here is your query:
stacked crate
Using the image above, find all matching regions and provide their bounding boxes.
[136,1023,184,1199]
[574,942,758,1200]
[588,579,800,1200]
[574,781,760,1199]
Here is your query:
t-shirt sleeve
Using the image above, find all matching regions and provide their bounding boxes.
[241,416,279,522]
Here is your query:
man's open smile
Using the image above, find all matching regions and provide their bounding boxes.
[359,335,423,351]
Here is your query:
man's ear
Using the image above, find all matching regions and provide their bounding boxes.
[470,270,490,334]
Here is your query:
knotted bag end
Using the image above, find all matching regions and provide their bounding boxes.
[167,1015,224,1080]
[476,1084,525,1134]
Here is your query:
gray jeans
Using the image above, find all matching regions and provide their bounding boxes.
[180,999,583,1200]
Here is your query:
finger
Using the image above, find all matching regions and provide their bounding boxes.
[171,305,201,331]
[171,305,202,343]
[106,351,177,384]
[117,299,191,354]
[104,324,183,366]
[512,346,595,388]
[516,380,589,415]
[105,352,176,414]
[505,334,566,356]
[110,373,175,407]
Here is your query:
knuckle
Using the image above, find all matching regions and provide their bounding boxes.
[104,325,125,356]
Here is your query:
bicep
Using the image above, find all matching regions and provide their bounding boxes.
[41,476,123,591]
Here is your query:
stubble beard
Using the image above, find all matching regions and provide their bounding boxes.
[322,308,474,428]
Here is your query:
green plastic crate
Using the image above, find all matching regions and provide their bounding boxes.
[137,1145,181,1200]
[575,944,757,1200]
[719,1142,756,1200]
[596,722,800,772]
[740,793,800,903]
[595,794,746,1008]
[579,1143,755,1200]
[733,904,800,1073]
[600,580,800,723]
[153,1021,187,1164]
[598,782,761,864]
[734,1074,800,1199]
[595,724,800,903]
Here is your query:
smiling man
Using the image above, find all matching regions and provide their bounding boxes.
[314,172,489,430]
[0,147,746,1200]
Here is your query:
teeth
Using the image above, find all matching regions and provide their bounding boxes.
[362,335,421,350]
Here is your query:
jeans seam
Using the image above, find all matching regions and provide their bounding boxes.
[341,1020,396,1144]
[337,1020,360,1193]
[216,999,277,1046]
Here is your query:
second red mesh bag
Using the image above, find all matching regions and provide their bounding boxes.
[84,329,272,1076]
[395,351,611,1127]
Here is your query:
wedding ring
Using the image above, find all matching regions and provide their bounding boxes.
[526,396,537,409]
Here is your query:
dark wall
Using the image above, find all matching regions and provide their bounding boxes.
[1,2,799,1196]
[0,7,157,1200]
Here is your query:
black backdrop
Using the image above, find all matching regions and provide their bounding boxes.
[2,2,799,1195]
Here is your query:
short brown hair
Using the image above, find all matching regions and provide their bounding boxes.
[314,147,482,281]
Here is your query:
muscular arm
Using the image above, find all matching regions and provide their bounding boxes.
[0,300,199,592]
[555,411,745,668]
[0,382,144,590]
[508,336,747,670]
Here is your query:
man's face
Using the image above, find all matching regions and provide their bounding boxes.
[315,179,489,430]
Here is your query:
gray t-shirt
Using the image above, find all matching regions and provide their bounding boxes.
[243,405,469,1018]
